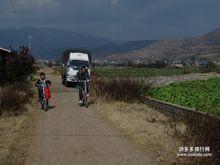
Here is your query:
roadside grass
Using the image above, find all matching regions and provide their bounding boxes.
[93,101,200,164]
[90,77,187,164]
[147,77,220,116]
[0,111,33,165]
[91,76,216,164]
[52,66,62,75]
[0,81,35,164]
[93,66,197,77]
[90,76,149,102]
[0,46,36,164]
[0,82,34,117]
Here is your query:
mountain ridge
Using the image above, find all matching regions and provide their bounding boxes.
[0,26,156,60]
[0,27,113,59]
[92,40,157,59]
[105,28,220,62]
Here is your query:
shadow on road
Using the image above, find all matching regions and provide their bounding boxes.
[45,105,56,112]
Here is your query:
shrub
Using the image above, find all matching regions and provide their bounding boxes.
[91,76,149,102]
[48,61,53,68]
[0,82,33,117]
[0,46,35,117]
[4,46,36,82]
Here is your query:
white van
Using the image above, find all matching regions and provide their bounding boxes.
[61,50,91,87]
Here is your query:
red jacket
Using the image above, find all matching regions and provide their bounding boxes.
[44,86,51,99]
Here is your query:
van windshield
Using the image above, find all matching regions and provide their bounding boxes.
[68,60,90,69]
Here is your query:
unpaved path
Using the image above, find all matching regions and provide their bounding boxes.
[25,69,156,165]
[144,72,220,87]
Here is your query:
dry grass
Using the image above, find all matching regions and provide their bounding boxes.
[52,66,62,75]
[0,83,35,164]
[0,82,33,117]
[0,113,32,165]
[93,101,201,164]
[90,76,149,102]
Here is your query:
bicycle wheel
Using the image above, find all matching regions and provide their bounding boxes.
[85,97,88,108]
[44,99,49,111]
[40,98,44,109]
[82,92,88,108]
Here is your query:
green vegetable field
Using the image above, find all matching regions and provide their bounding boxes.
[148,78,220,116]
[93,66,190,77]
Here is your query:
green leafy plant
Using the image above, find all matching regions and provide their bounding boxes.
[148,78,220,116]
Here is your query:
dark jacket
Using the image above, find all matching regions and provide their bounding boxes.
[35,78,51,89]
[76,71,90,81]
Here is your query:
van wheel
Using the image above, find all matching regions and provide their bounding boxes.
[65,80,70,87]
[62,75,66,85]
[72,82,77,87]
[62,79,65,85]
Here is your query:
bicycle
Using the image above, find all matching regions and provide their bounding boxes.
[39,83,51,111]
[78,80,89,108]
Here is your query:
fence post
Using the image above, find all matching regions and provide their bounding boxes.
[0,48,10,109]
[0,52,3,108]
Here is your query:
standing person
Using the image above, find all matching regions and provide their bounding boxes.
[35,72,51,105]
[76,66,90,105]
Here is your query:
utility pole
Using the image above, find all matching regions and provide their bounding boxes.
[28,36,32,52]
[0,54,3,108]
[34,49,38,58]
[0,52,4,90]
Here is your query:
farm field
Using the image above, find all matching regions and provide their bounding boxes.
[93,66,199,77]
[148,78,220,116]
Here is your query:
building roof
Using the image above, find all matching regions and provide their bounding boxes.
[0,47,11,53]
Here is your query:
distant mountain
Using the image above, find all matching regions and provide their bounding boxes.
[0,27,113,59]
[199,27,220,45]
[91,40,156,59]
[105,28,220,62]
[0,27,157,60]
[4,26,219,62]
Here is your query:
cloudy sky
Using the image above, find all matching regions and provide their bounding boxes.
[0,0,220,40]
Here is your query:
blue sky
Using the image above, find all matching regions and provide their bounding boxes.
[0,0,220,40]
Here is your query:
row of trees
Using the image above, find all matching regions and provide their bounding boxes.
[1,46,36,116]
[94,60,167,68]
[4,46,35,83]
[97,58,216,69]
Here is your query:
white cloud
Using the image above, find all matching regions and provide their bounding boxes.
[1,0,220,40]
[14,0,60,10]
[111,0,120,6]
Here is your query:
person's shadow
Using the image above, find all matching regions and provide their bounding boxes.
[45,105,56,112]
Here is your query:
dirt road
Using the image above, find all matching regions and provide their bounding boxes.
[25,69,156,165]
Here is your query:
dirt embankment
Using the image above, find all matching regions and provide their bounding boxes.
[93,101,212,164]
[0,104,35,165]
[0,72,38,164]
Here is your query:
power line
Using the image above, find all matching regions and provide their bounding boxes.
[10,0,24,25]
[9,0,34,51]
[9,0,40,55]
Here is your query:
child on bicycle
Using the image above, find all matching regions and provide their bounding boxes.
[35,72,51,102]
[76,66,90,105]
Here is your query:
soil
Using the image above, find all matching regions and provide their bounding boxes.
[24,68,157,165]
